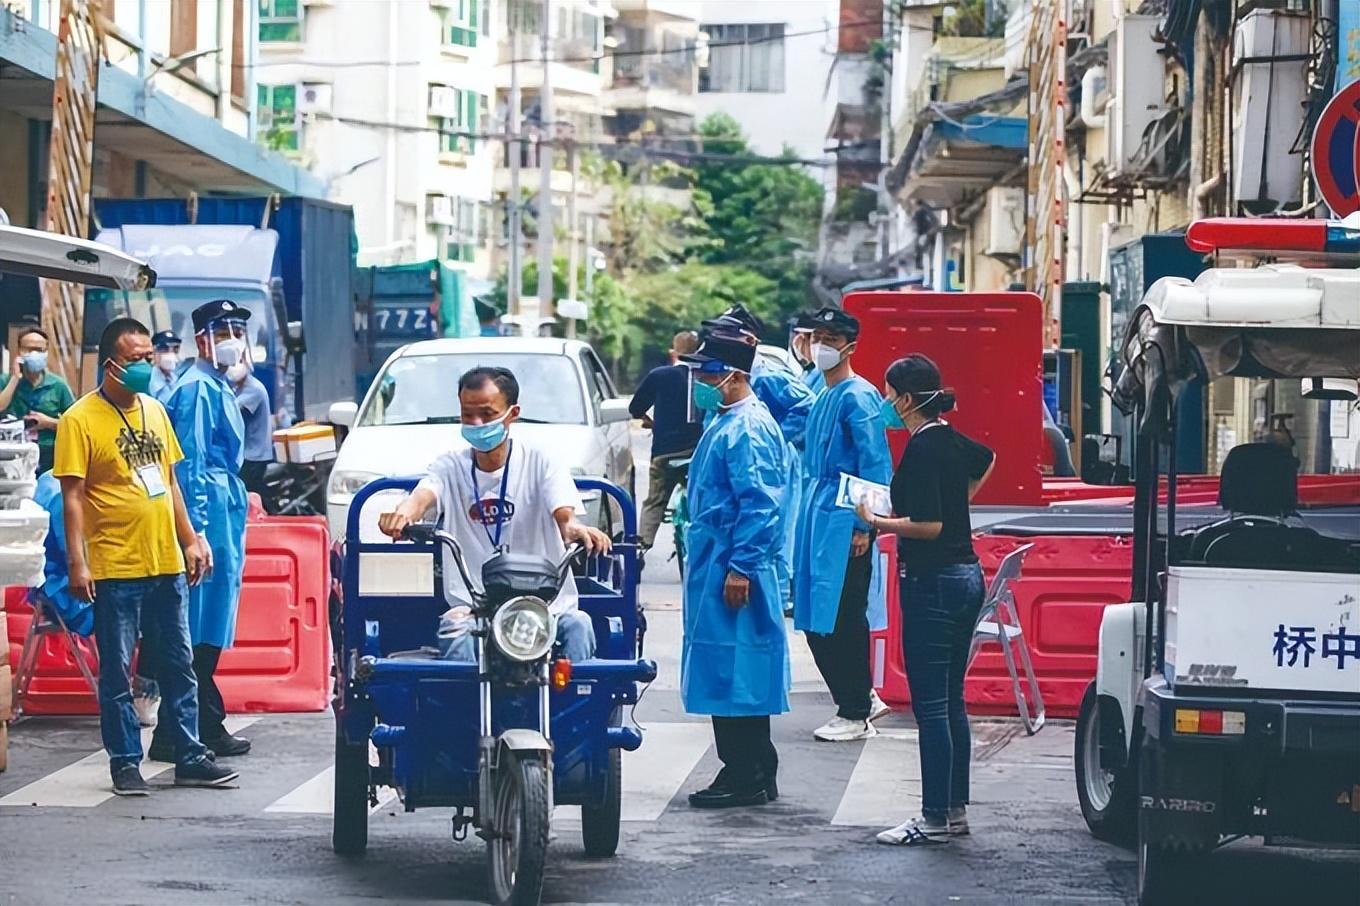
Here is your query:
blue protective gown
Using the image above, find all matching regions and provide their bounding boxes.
[682,396,790,717]
[792,375,892,635]
[166,360,248,649]
[802,365,826,395]
[149,366,174,404]
[31,472,93,637]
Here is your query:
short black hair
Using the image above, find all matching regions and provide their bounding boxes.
[16,324,47,344]
[458,366,519,405]
[885,353,956,418]
[99,317,150,363]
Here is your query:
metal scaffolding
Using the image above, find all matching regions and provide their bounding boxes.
[40,0,106,384]
[1025,0,1067,345]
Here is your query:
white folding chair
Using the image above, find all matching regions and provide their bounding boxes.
[11,591,98,723]
[968,543,1045,735]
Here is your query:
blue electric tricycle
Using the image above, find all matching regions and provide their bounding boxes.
[335,477,656,906]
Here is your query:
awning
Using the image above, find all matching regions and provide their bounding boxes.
[0,7,324,197]
[896,115,1027,208]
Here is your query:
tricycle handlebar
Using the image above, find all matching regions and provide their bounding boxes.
[401,523,479,596]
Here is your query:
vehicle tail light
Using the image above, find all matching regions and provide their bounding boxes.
[1174,708,1246,735]
[551,658,572,690]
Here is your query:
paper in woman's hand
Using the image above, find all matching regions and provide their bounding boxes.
[836,472,892,517]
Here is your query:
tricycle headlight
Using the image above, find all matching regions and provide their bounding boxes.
[491,597,554,662]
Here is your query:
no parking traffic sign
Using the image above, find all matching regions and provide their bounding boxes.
[1312,80,1360,216]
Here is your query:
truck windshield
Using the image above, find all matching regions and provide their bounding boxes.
[86,286,273,363]
[361,353,587,427]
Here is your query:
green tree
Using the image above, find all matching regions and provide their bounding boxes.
[690,113,824,332]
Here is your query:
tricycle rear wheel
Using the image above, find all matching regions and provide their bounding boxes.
[581,746,622,858]
[332,725,370,857]
[487,753,551,906]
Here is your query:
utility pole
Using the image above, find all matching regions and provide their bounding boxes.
[507,10,523,325]
[565,139,579,339]
[535,0,555,334]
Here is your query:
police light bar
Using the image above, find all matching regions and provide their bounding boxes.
[1185,215,1360,255]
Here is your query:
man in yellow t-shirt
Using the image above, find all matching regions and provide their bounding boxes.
[53,317,238,797]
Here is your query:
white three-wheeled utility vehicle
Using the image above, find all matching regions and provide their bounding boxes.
[1073,218,1360,906]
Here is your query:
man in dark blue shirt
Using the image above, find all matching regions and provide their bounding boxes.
[630,330,702,551]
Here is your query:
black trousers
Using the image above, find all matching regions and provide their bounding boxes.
[806,549,873,720]
[712,716,778,788]
[240,460,269,499]
[150,644,227,745]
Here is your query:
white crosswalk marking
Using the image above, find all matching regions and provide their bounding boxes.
[831,728,922,827]
[0,717,259,808]
[266,742,398,815]
[554,720,711,823]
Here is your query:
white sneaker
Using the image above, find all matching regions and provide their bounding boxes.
[868,690,892,723]
[876,815,951,845]
[132,679,160,729]
[814,716,877,742]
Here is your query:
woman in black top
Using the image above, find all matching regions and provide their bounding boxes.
[857,354,995,845]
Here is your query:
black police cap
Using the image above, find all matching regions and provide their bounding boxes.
[191,299,252,334]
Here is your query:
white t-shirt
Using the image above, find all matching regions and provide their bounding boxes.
[416,439,585,614]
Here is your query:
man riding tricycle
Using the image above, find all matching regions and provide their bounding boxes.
[333,366,656,906]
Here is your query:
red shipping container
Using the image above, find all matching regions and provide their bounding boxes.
[872,532,1134,720]
[6,514,332,716]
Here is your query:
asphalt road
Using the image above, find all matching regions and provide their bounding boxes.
[0,431,1355,905]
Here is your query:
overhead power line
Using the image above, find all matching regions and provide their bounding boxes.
[245,15,935,71]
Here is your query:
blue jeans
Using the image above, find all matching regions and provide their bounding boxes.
[439,608,596,663]
[900,562,985,818]
[93,575,207,771]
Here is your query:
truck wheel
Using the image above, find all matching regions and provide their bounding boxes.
[1137,835,1196,906]
[486,753,551,906]
[1075,682,1136,845]
[332,725,370,857]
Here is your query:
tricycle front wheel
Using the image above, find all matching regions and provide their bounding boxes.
[487,753,551,906]
[581,746,622,858]
[332,726,370,857]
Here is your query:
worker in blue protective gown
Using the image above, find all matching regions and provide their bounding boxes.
[152,299,251,760]
[679,333,789,810]
[148,330,182,404]
[793,307,893,744]
[790,313,826,395]
[699,308,814,611]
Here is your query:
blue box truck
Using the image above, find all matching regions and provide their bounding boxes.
[88,196,357,421]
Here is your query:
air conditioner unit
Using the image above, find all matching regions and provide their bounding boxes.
[427,194,455,226]
[428,85,460,119]
[983,186,1024,257]
[1231,9,1309,206]
[1105,14,1169,180]
[298,82,333,115]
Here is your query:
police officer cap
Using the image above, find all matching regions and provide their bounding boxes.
[716,303,763,335]
[151,330,181,349]
[191,298,252,334]
[698,314,748,342]
[810,306,860,339]
[680,333,756,374]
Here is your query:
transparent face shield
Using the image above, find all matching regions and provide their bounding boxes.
[202,319,250,371]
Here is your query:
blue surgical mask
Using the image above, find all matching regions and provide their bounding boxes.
[461,412,511,452]
[879,396,905,430]
[20,351,47,373]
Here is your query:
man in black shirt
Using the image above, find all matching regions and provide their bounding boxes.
[630,331,702,552]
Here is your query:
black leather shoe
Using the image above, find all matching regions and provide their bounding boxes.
[765,775,779,802]
[202,734,251,757]
[688,785,768,809]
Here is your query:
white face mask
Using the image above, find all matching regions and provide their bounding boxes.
[157,352,179,374]
[226,362,250,383]
[213,337,246,368]
[812,342,846,372]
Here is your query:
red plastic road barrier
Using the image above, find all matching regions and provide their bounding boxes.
[1042,474,1360,507]
[5,513,331,716]
[844,291,1046,507]
[872,532,1134,719]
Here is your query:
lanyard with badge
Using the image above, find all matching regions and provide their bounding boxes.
[470,440,512,550]
[99,389,167,498]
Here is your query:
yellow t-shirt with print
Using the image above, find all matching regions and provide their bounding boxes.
[53,392,186,581]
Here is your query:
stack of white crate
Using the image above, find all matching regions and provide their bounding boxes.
[0,418,48,588]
